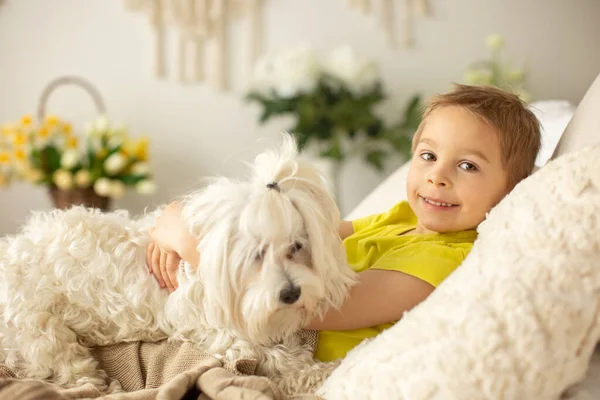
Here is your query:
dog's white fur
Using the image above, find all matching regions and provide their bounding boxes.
[0,135,356,389]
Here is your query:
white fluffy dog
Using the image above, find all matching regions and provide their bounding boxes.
[0,135,356,389]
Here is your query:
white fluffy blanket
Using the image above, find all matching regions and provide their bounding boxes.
[319,145,600,400]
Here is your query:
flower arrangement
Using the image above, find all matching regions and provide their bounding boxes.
[246,44,422,199]
[464,34,531,102]
[0,114,156,209]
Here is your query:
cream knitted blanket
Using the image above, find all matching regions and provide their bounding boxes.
[0,331,329,400]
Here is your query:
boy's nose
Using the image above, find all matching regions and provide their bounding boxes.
[428,172,449,188]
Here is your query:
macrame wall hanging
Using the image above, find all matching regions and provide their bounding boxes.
[348,0,430,48]
[124,0,431,91]
[124,0,264,91]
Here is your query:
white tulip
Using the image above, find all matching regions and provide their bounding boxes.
[109,180,126,199]
[323,45,379,95]
[464,69,492,86]
[506,68,525,82]
[93,178,112,197]
[136,179,157,195]
[94,115,109,133]
[272,43,320,97]
[75,170,92,188]
[252,56,277,94]
[60,149,80,169]
[104,153,128,175]
[84,121,95,135]
[53,169,74,190]
[130,162,150,176]
[485,34,504,51]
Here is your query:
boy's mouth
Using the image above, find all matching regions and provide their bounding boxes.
[419,195,459,208]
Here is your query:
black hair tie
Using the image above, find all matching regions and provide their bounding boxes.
[266,182,281,192]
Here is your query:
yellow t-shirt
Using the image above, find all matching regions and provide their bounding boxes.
[314,201,477,362]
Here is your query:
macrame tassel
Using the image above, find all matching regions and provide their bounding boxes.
[381,0,395,47]
[400,0,413,48]
[149,0,166,78]
[212,0,228,90]
[415,0,428,16]
[248,0,263,66]
[193,0,209,81]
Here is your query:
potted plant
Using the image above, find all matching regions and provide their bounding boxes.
[246,44,422,206]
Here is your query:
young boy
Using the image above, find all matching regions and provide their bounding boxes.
[147,84,541,362]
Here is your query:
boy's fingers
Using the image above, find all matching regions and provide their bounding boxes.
[152,246,165,288]
[165,253,180,291]
[160,251,173,291]
[147,242,155,271]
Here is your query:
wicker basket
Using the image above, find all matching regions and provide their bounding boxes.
[38,76,112,211]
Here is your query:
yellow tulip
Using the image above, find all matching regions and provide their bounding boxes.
[63,123,73,134]
[14,148,27,162]
[97,148,108,159]
[1,125,14,136]
[0,152,10,164]
[66,137,79,148]
[45,115,60,127]
[135,137,149,161]
[20,115,33,127]
[12,132,27,146]
[39,126,50,138]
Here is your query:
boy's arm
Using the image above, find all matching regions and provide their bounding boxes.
[307,269,434,331]
[338,220,354,240]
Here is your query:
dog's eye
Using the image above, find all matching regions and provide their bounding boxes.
[255,248,266,262]
[287,242,303,260]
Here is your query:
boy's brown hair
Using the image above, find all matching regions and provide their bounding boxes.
[412,84,541,190]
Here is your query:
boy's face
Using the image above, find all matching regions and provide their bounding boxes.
[407,106,509,234]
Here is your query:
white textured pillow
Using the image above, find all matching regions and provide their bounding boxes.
[319,145,600,400]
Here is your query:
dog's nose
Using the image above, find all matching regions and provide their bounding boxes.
[279,285,301,304]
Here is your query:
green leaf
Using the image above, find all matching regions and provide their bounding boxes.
[320,144,344,161]
[401,95,423,131]
[296,133,310,152]
[41,146,61,173]
[365,150,387,172]
[119,174,145,185]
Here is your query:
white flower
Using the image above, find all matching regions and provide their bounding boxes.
[130,162,150,176]
[93,178,112,197]
[86,115,112,137]
[269,43,320,97]
[485,34,504,51]
[464,69,492,85]
[136,179,157,195]
[252,57,277,94]
[108,136,124,150]
[322,45,379,95]
[74,170,92,188]
[104,153,128,175]
[109,180,126,199]
[60,149,80,169]
[53,169,73,190]
[506,68,525,83]
[94,115,109,133]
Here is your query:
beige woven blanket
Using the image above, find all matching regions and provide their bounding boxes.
[0,331,330,400]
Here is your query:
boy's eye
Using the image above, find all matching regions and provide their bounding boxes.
[459,161,478,172]
[419,152,436,162]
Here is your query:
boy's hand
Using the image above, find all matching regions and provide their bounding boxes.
[146,201,186,292]
[147,240,181,292]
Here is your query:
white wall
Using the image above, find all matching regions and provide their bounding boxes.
[1,0,599,235]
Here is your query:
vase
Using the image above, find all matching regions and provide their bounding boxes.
[48,187,111,211]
